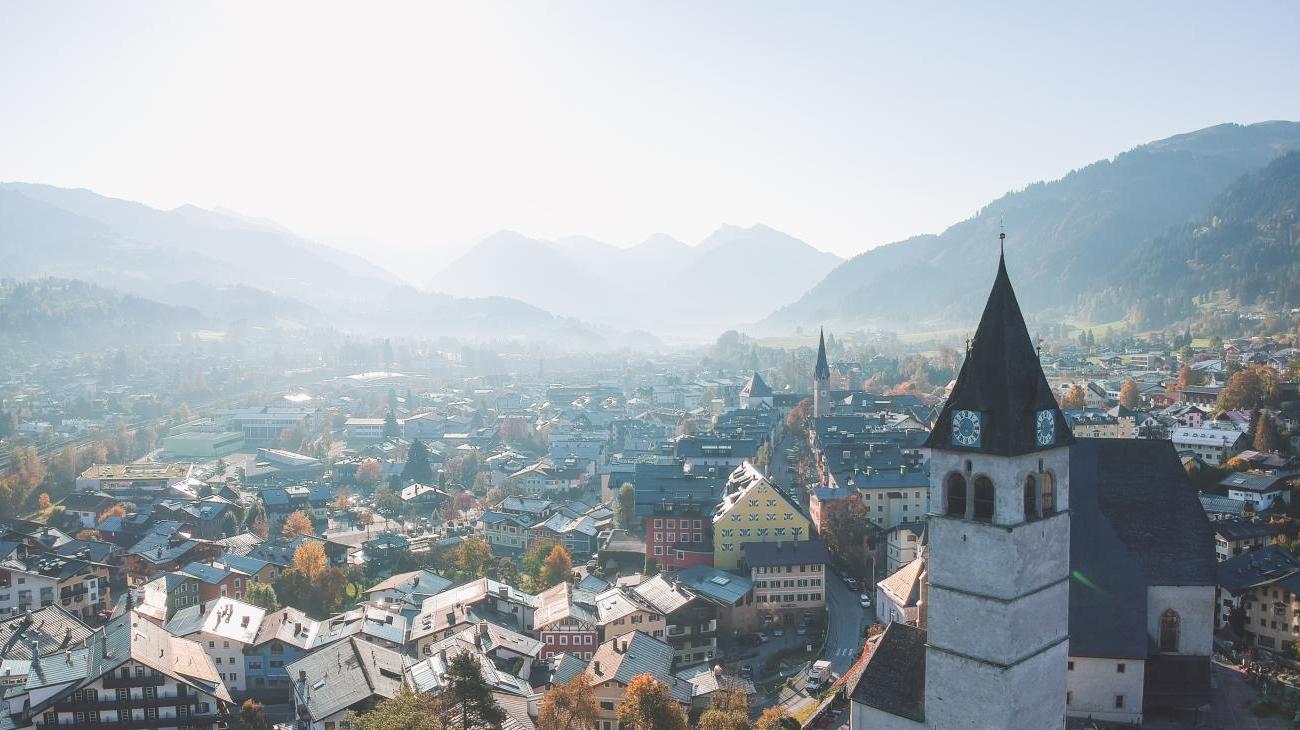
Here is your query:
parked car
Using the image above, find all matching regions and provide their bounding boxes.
[860,593,871,608]
[796,623,808,635]
[845,577,860,591]
[773,627,786,637]
[756,632,769,643]
[740,665,754,679]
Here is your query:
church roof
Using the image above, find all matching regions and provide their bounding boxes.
[848,622,926,722]
[740,372,772,399]
[1069,438,1216,660]
[814,328,831,380]
[924,251,1074,456]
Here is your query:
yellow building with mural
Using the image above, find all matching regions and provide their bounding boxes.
[713,462,811,571]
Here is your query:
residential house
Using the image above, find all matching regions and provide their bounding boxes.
[245,606,320,701]
[633,575,720,668]
[741,539,830,627]
[712,462,810,571]
[22,611,231,730]
[1219,471,1300,512]
[481,511,534,558]
[286,637,406,730]
[166,597,266,695]
[1172,425,1245,466]
[534,583,599,661]
[362,570,453,614]
[594,586,665,644]
[1214,520,1275,562]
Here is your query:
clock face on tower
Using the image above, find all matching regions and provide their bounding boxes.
[951,409,982,448]
[1036,409,1056,447]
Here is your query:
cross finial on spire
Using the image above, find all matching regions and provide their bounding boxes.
[999,219,1006,256]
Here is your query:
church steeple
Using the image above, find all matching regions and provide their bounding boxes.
[812,327,831,419]
[924,250,1073,456]
[814,328,830,381]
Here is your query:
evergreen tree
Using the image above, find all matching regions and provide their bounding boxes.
[402,440,435,484]
[444,650,506,729]
[383,410,401,439]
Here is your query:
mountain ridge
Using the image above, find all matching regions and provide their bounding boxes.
[762,121,1300,333]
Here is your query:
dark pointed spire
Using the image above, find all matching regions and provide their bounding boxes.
[814,328,830,381]
[924,245,1073,456]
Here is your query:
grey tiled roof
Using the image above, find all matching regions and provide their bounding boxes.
[848,622,926,722]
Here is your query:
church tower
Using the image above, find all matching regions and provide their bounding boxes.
[920,243,1074,729]
[813,328,831,418]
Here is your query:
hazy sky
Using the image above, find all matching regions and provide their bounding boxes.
[3,1,1299,275]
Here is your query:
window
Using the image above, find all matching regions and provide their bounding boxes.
[973,476,994,521]
[945,473,967,516]
[1041,472,1056,514]
[1023,474,1037,519]
[1117,663,1126,673]
[1159,609,1180,652]
[1067,661,1074,671]
[1114,695,1125,709]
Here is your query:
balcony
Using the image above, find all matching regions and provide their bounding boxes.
[102,674,167,689]
[36,719,225,730]
[52,695,199,712]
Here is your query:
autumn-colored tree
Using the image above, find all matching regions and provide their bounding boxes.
[537,673,599,730]
[1175,364,1195,390]
[1061,384,1087,409]
[455,536,492,577]
[239,699,270,730]
[49,446,79,492]
[251,515,271,540]
[1223,456,1251,473]
[541,544,573,589]
[37,493,51,511]
[1119,379,1139,408]
[74,529,100,540]
[454,490,476,513]
[785,398,811,431]
[1218,365,1281,411]
[331,490,352,512]
[98,504,127,523]
[698,686,750,730]
[523,540,560,579]
[356,685,445,730]
[1255,412,1283,453]
[282,510,315,539]
[12,447,46,491]
[617,483,636,531]
[755,706,799,730]
[292,541,328,581]
[373,485,401,514]
[617,674,688,730]
[355,459,382,485]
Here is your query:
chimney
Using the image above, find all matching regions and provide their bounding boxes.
[593,660,602,676]
[299,670,307,683]
[30,641,40,667]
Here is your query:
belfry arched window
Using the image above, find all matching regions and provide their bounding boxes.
[1023,474,1037,520]
[973,476,995,522]
[1041,472,1056,514]
[1159,609,1180,652]
[945,473,967,517]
